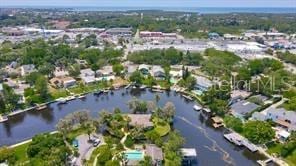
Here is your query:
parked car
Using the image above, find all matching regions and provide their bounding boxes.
[93,138,101,147]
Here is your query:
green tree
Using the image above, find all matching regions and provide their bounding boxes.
[112,63,124,76]
[224,116,243,133]
[244,121,275,144]
[129,71,143,85]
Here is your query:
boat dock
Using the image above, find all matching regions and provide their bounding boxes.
[211,116,224,128]
[224,132,258,152]
[182,94,193,101]
[151,88,164,93]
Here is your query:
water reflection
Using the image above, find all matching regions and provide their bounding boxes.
[0,88,266,166]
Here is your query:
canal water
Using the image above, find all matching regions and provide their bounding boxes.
[0,88,265,165]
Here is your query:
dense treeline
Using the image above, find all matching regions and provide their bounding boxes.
[1,11,296,36]
[127,48,203,65]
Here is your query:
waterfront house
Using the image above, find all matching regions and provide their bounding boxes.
[20,64,36,76]
[151,66,165,80]
[230,100,260,120]
[266,108,296,131]
[80,68,96,84]
[126,114,154,128]
[145,144,163,166]
[230,90,252,104]
[50,76,76,88]
[138,64,150,75]
[193,75,213,92]
[96,66,115,81]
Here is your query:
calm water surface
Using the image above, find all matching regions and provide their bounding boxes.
[0,89,266,165]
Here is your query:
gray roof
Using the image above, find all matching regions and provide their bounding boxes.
[145,144,163,162]
[267,108,296,123]
[22,64,35,72]
[106,28,132,33]
[231,100,260,115]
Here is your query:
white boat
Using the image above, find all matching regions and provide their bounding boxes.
[57,98,67,104]
[78,95,86,99]
[139,85,146,90]
[125,83,132,89]
[193,105,202,111]
[66,96,76,101]
[151,88,164,93]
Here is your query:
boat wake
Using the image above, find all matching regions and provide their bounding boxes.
[176,116,235,165]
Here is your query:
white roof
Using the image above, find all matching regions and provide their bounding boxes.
[0,83,3,91]
[278,130,290,138]
[181,148,197,157]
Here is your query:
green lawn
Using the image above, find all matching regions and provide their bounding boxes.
[50,88,69,99]
[152,118,171,137]
[267,143,296,166]
[13,142,30,164]
[86,145,109,166]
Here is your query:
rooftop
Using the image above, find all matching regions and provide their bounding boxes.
[145,144,163,162]
[181,148,197,157]
[230,100,260,115]
[127,114,153,128]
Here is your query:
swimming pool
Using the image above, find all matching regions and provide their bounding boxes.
[124,150,144,160]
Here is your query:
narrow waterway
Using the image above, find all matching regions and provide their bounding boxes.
[0,88,265,165]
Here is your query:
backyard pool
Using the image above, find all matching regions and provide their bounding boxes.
[124,150,144,160]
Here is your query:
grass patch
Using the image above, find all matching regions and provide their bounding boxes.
[152,118,171,137]
[50,88,69,99]
[86,145,110,166]
[285,150,296,166]
[13,142,30,164]
[154,123,170,137]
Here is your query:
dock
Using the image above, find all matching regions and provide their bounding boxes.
[36,104,47,111]
[0,115,8,123]
[224,132,258,152]
[182,94,193,101]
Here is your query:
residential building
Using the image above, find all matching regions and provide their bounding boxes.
[20,64,36,76]
[230,100,260,120]
[50,76,76,88]
[80,68,96,84]
[151,66,165,80]
[145,144,163,166]
[53,67,69,77]
[138,64,150,75]
[96,66,115,81]
[266,108,296,131]
[193,75,213,92]
[127,114,153,128]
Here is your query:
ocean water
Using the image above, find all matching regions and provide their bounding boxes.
[2,6,296,13]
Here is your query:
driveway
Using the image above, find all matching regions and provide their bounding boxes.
[75,134,94,166]
[75,134,105,166]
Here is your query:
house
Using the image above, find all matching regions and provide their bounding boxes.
[230,100,260,120]
[194,76,213,92]
[126,114,153,128]
[138,64,150,75]
[20,64,36,76]
[96,66,115,81]
[50,76,76,88]
[181,148,197,165]
[266,108,296,131]
[230,90,252,104]
[145,144,163,166]
[80,68,96,84]
[275,129,291,142]
[151,66,165,80]
[53,67,69,77]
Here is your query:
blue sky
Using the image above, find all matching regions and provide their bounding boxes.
[2,0,296,7]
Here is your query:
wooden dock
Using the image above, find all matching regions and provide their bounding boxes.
[224,132,257,152]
